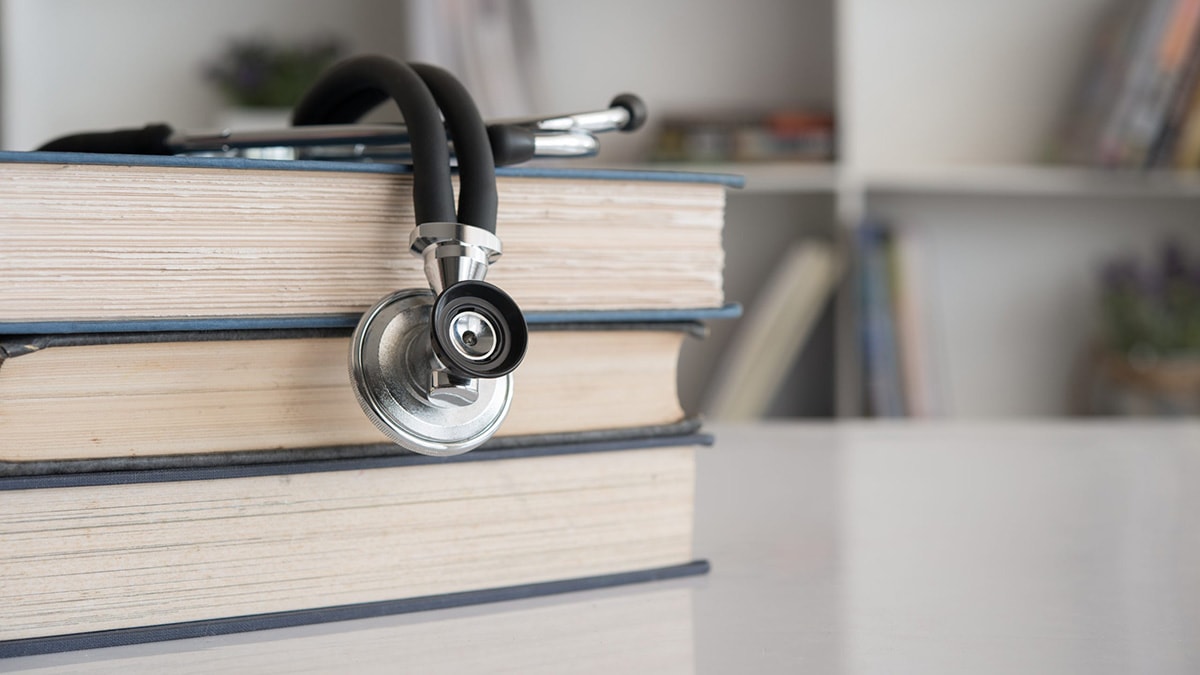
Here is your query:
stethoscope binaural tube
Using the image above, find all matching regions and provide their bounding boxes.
[36,90,647,167]
[297,55,527,456]
[292,55,457,228]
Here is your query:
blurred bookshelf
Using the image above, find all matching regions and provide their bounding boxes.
[7,0,1200,419]
[833,0,1200,419]
[632,0,1200,419]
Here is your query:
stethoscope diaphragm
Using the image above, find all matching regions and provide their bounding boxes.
[350,289,513,456]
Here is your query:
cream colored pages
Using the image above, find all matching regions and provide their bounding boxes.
[1,166,725,322]
[0,330,686,461]
[0,446,697,642]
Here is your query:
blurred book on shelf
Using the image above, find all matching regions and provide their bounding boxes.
[858,223,906,417]
[705,239,842,420]
[650,109,834,164]
[1052,0,1200,169]
[856,222,942,418]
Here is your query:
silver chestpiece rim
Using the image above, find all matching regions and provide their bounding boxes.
[349,289,513,456]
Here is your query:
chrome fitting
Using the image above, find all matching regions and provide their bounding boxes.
[429,360,480,406]
[410,222,503,294]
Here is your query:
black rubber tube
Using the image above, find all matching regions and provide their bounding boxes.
[292,55,455,226]
[36,124,175,154]
[410,63,497,233]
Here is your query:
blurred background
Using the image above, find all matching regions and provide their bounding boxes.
[4,0,1200,421]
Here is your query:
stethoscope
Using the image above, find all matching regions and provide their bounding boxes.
[295,55,526,457]
[37,54,646,456]
[38,82,646,166]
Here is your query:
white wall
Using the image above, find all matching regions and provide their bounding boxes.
[2,0,833,160]
[0,0,407,150]
[836,0,1200,417]
[840,0,1107,169]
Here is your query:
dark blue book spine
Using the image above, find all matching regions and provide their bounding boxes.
[858,222,906,417]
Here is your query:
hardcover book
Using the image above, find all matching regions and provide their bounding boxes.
[0,435,708,656]
[0,152,737,330]
[0,315,734,471]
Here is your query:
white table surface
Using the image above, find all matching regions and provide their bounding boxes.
[8,421,1200,674]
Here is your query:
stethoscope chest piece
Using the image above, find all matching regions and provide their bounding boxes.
[298,56,526,457]
[350,288,513,456]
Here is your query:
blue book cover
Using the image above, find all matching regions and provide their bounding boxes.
[858,221,906,417]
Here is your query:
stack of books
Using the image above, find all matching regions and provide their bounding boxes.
[1053,0,1200,168]
[0,151,737,656]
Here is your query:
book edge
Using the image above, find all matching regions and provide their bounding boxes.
[0,150,745,188]
[0,304,742,336]
[0,559,710,658]
[0,319,713,360]
[0,429,714,484]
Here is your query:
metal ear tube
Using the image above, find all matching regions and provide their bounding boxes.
[36,95,648,164]
[296,55,527,456]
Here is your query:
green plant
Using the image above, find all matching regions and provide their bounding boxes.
[1100,242,1200,357]
[205,35,344,108]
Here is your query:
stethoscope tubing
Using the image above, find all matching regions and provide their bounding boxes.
[408,63,496,233]
[291,56,457,227]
